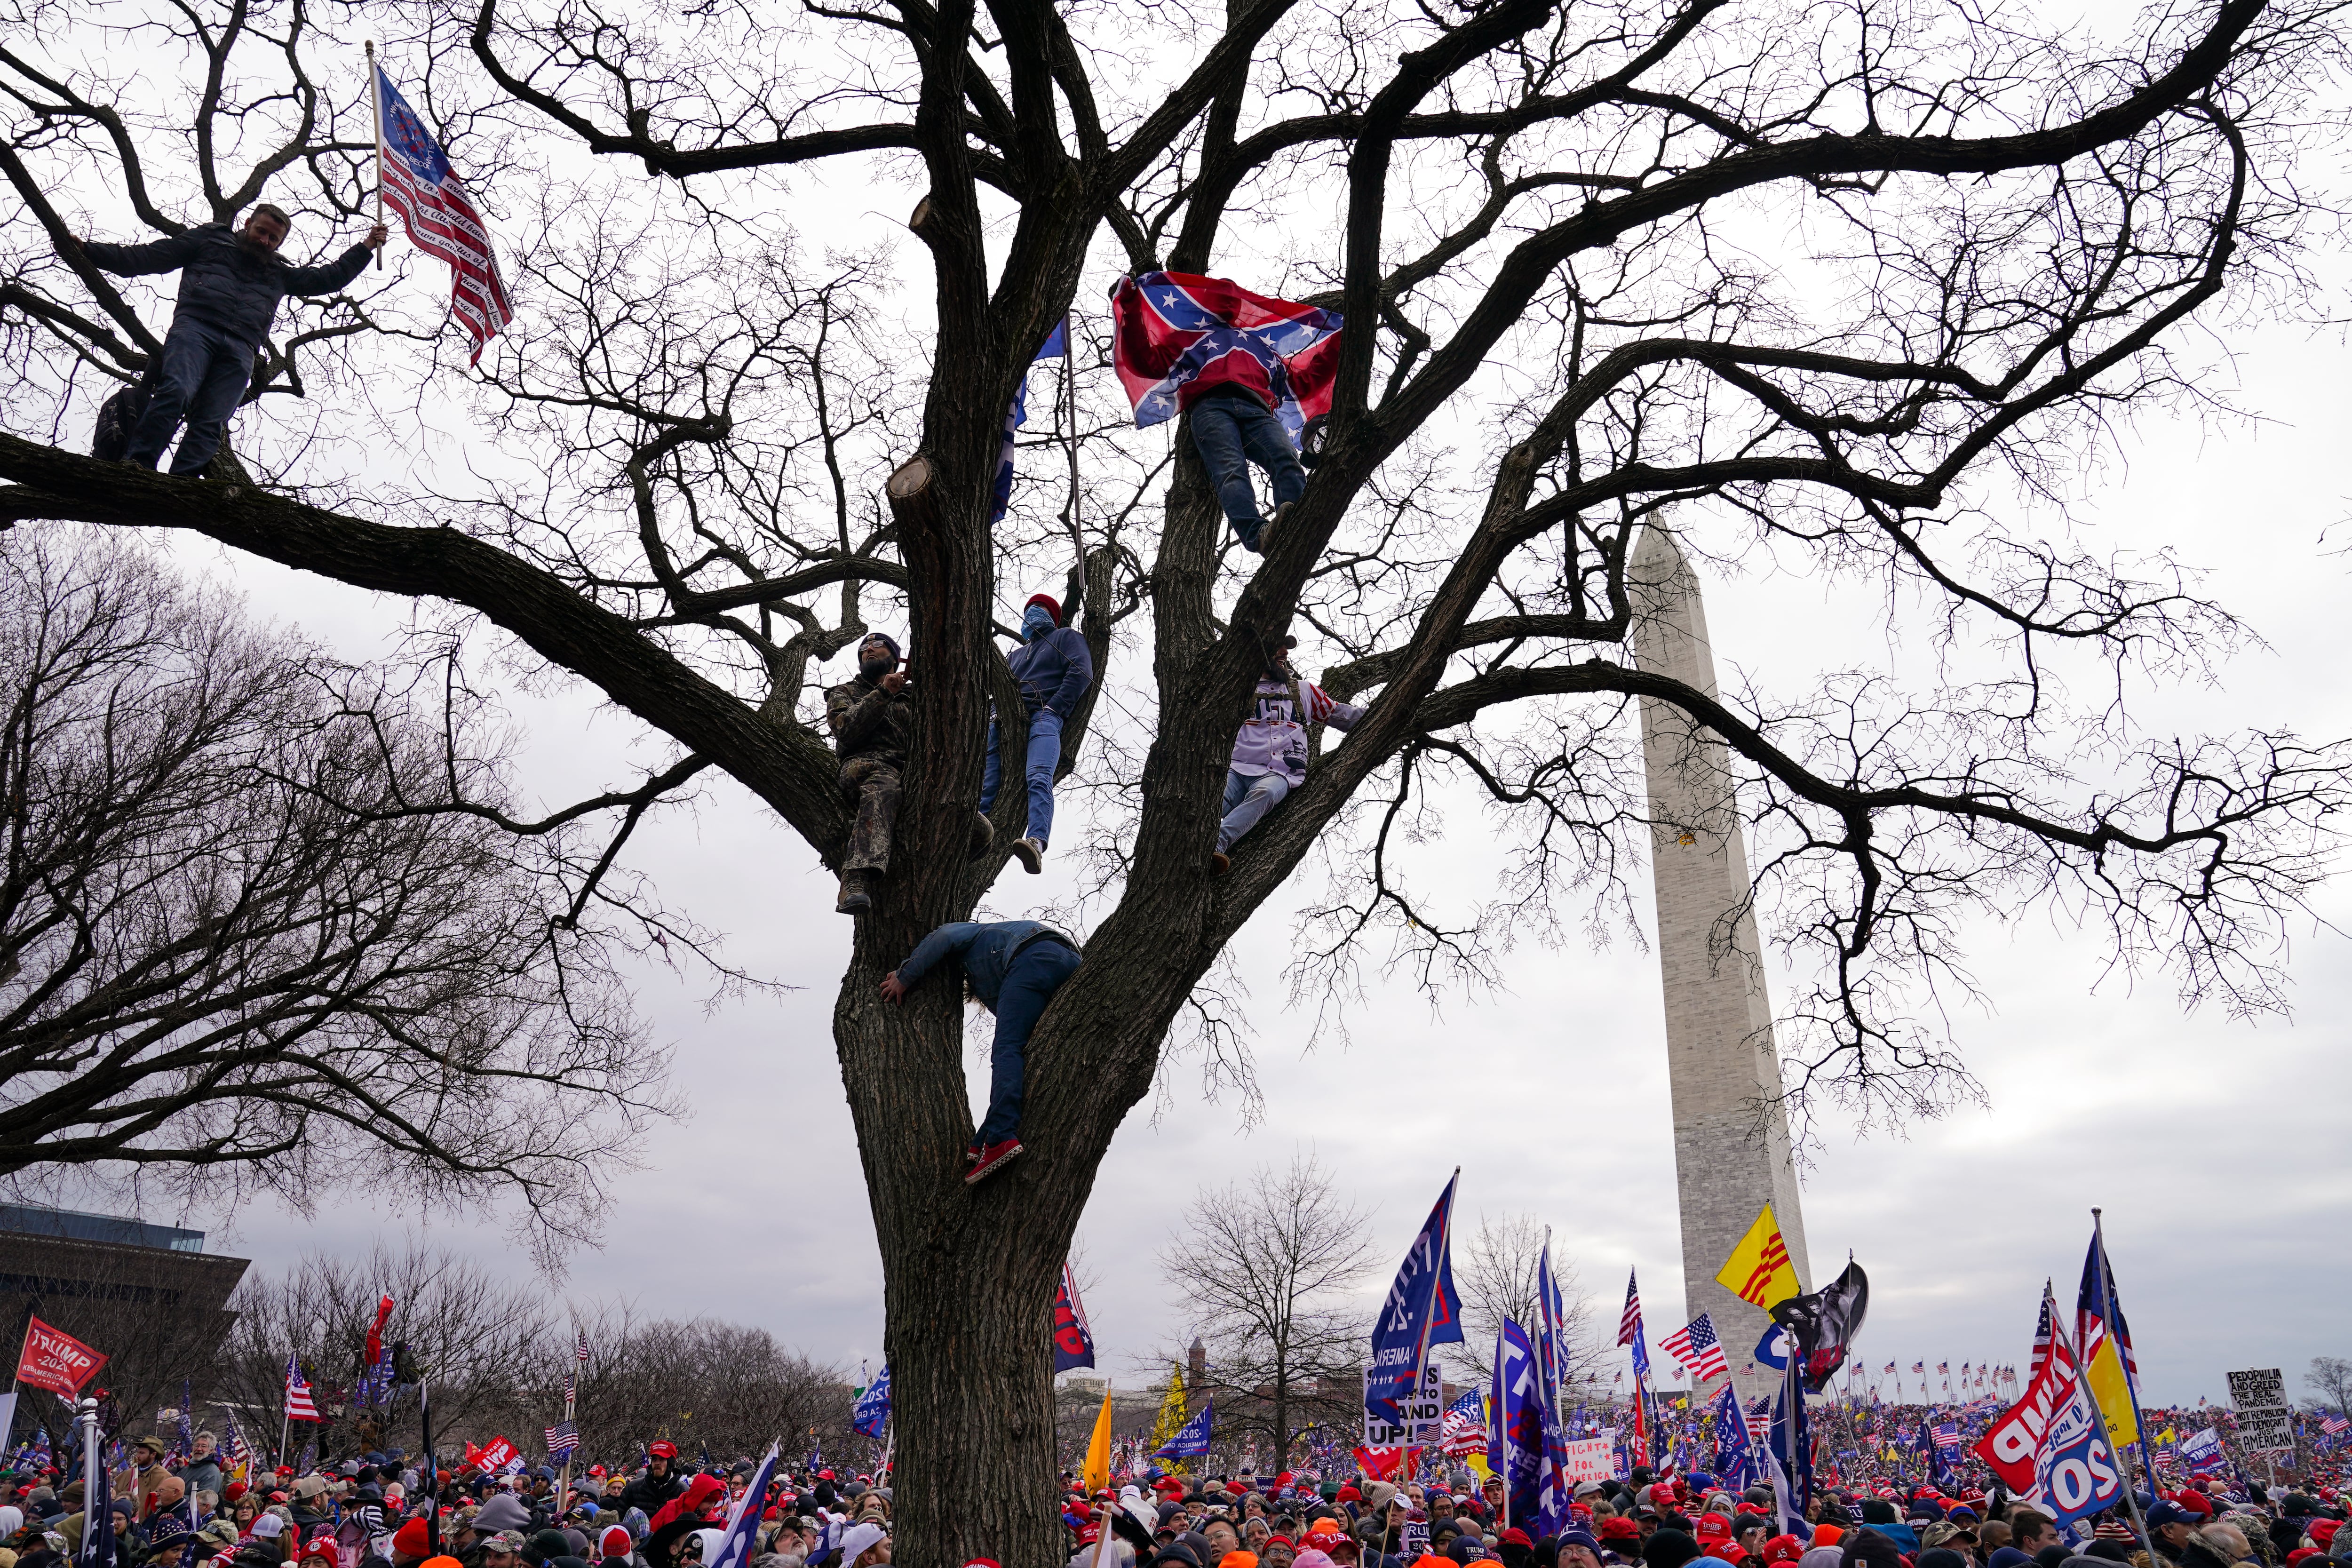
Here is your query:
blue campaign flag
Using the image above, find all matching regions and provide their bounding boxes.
[1711,1382,1756,1489]
[1536,1231,1567,1401]
[990,319,1073,524]
[1367,1169,1465,1423]
[1489,1321,1546,1530]
[705,1443,779,1568]
[851,1364,891,1439]
[1766,1376,1813,1533]
[1155,1401,1215,1459]
[1754,1323,1790,1371]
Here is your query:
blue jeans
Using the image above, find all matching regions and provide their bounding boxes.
[1217,768,1292,853]
[977,940,1081,1144]
[1188,394,1304,549]
[125,315,254,475]
[979,708,1062,846]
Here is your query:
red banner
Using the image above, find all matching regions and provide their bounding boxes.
[1974,1330,2080,1493]
[477,1436,518,1472]
[16,1315,108,1399]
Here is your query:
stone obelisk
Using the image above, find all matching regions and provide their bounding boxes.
[1630,525,1812,1406]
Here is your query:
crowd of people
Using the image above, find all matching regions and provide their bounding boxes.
[6,1424,2350,1568]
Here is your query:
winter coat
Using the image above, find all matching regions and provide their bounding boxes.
[893,919,1080,1007]
[1003,626,1094,721]
[823,675,913,768]
[1227,675,1366,785]
[81,224,372,355]
[178,1462,223,1501]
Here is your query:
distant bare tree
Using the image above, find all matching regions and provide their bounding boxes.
[554,1307,853,1466]
[2306,1356,2352,1419]
[215,1240,552,1461]
[1154,1155,1375,1465]
[1452,1212,1602,1394]
[3,1243,244,1452]
[0,526,689,1254]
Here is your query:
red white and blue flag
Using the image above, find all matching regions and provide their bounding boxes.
[283,1354,320,1423]
[375,63,513,365]
[1110,271,1342,439]
[1659,1312,1730,1382]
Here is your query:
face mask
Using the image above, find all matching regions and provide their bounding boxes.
[1022,606,1055,640]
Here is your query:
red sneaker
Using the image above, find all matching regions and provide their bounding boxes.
[964,1138,1024,1184]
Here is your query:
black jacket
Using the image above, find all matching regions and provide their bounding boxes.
[82,223,371,353]
[618,1471,684,1522]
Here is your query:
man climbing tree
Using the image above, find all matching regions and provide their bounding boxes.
[981,592,1096,874]
[0,0,2344,1561]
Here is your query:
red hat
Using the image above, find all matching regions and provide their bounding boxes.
[963,1562,1005,1568]
[1696,1516,1734,1543]
[392,1519,433,1557]
[818,1471,835,1481]
[588,1467,605,1479]
[2287,1552,2318,1566]
[2175,1493,2213,1518]
[1764,1537,1806,1563]
[1075,1526,1101,1546]
[1501,1530,1534,1547]
[1024,593,1063,626]
[1336,1486,1361,1503]
[599,1528,634,1559]
[1600,1519,1643,1542]
[222,1483,248,1504]
[2309,1524,2341,1547]
[649,1442,679,1460]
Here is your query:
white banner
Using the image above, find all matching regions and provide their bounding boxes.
[1559,1436,1613,1483]
[1363,1361,1444,1445]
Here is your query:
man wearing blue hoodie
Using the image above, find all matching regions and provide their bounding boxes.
[980,592,1094,873]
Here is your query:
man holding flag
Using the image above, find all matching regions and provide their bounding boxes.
[64,210,385,475]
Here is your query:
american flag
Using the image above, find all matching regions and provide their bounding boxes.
[1616,1269,1644,1346]
[545,1420,578,1458]
[2029,1291,2055,1380]
[1109,271,1342,439]
[576,1328,591,1363]
[562,1374,575,1405]
[1659,1313,1730,1382]
[1746,1396,1772,1442]
[1937,1361,1949,1374]
[222,1410,249,1463]
[1911,1362,1925,1375]
[284,1354,321,1423]
[373,62,514,365]
[2322,1414,2349,1436]
[1933,1423,1961,1451]
[1438,1390,1487,1458]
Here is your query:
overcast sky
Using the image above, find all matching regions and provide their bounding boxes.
[27,14,2350,1413]
[110,284,2345,1417]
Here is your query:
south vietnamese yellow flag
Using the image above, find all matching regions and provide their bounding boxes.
[1716,1202,1801,1308]
[1081,1385,1115,1494]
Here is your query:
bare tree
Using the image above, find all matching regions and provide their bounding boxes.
[1154,1155,1374,1465]
[1453,1212,1600,1393]
[2305,1356,2352,1418]
[2,0,2347,1557]
[0,526,685,1254]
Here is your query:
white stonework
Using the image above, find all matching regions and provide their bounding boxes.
[1630,525,1812,1409]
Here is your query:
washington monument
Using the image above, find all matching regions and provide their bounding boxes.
[1631,525,1812,1402]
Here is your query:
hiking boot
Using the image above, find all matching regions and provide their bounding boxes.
[968,811,996,861]
[835,869,874,915]
[1212,851,1230,877]
[965,1138,1024,1184]
[1011,836,1045,874]
[1263,501,1293,548]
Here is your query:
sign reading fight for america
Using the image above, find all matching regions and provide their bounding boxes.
[1558,1436,1614,1483]
[15,1316,107,1399]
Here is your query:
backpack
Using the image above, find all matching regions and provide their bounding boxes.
[91,378,153,461]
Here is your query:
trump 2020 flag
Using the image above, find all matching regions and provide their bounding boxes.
[1111,271,1341,439]
[850,1363,890,1439]
[375,63,514,364]
[1489,1320,1546,1530]
[704,1442,778,1568]
[1154,1400,1214,1459]
[1366,1169,1463,1425]
[1052,1258,1097,1373]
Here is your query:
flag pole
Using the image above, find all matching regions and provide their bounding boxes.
[366,41,384,271]
[2056,1267,2157,1550]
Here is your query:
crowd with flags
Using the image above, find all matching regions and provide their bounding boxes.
[4,1193,2348,1568]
